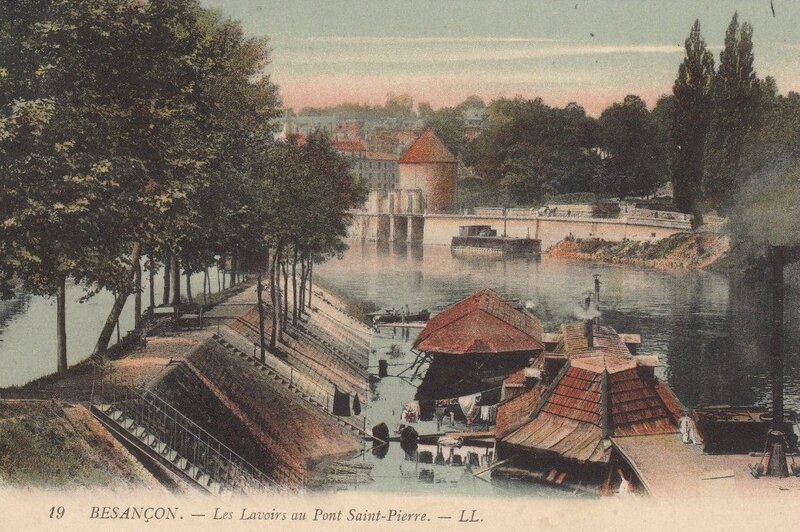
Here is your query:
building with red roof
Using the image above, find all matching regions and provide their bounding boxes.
[334,141,399,192]
[414,289,544,400]
[493,320,684,495]
[397,130,458,213]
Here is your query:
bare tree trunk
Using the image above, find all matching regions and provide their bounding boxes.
[162,251,171,306]
[171,254,180,306]
[276,252,284,342]
[203,268,209,305]
[148,259,155,312]
[185,271,193,305]
[281,258,289,331]
[134,256,142,329]
[56,273,67,374]
[308,261,313,309]
[231,256,237,285]
[269,249,279,350]
[257,250,268,362]
[292,249,298,326]
[93,243,142,355]
[217,266,222,293]
[297,255,306,312]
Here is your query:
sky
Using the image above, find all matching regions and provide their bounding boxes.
[200,0,800,115]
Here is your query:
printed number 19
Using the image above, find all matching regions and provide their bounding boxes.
[49,506,65,519]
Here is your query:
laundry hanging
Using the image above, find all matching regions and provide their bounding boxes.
[458,393,481,419]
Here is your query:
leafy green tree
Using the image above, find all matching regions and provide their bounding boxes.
[704,13,761,210]
[383,93,415,118]
[465,97,599,204]
[669,20,715,227]
[424,107,467,156]
[455,95,486,113]
[0,0,149,372]
[739,88,800,176]
[0,0,281,372]
[597,95,666,198]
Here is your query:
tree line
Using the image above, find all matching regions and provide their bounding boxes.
[468,13,797,215]
[0,0,364,375]
[301,13,798,221]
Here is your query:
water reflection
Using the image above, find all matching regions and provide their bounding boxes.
[0,268,234,387]
[318,242,800,411]
[320,242,800,495]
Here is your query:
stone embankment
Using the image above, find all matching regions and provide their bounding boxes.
[546,232,730,270]
[0,280,373,492]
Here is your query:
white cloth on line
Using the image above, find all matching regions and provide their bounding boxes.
[679,416,702,445]
[458,393,481,418]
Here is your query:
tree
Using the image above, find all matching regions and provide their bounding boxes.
[383,93,415,118]
[425,107,467,156]
[597,95,666,198]
[0,0,150,373]
[464,97,599,204]
[739,88,800,176]
[455,95,486,112]
[704,13,761,211]
[669,20,715,227]
[0,0,281,373]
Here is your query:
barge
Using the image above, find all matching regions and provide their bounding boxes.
[451,225,540,258]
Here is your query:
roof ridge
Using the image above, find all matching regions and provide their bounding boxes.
[398,129,457,164]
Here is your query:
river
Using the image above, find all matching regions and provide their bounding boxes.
[0,267,232,388]
[2,241,798,494]
[318,242,800,495]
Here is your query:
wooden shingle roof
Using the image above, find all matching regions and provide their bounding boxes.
[413,289,544,355]
[558,322,633,359]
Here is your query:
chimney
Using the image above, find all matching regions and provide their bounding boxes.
[585,319,594,348]
[593,274,601,315]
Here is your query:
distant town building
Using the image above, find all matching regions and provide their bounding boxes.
[278,113,338,139]
[333,140,398,192]
[334,120,363,141]
[397,129,458,213]
[364,151,399,192]
[366,128,421,156]
[462,106,487,140]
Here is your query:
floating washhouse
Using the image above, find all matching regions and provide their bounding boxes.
[413,289,544,404]
[493,321,684,495]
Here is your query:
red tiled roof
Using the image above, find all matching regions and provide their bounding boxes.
[610,367,676,436]
[332,140,366,152]
[413,289,544,355]
[398,129,457,164]
[500,344,679,463]
[365,151,398,161]
[654,378,686,422]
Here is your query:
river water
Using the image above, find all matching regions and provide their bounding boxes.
[0,268,232,388]
[315,242,800,495]
[2,242,798,494]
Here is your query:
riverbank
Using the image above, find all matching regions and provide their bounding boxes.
[546,233,730,270]
[0,279,372,492]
